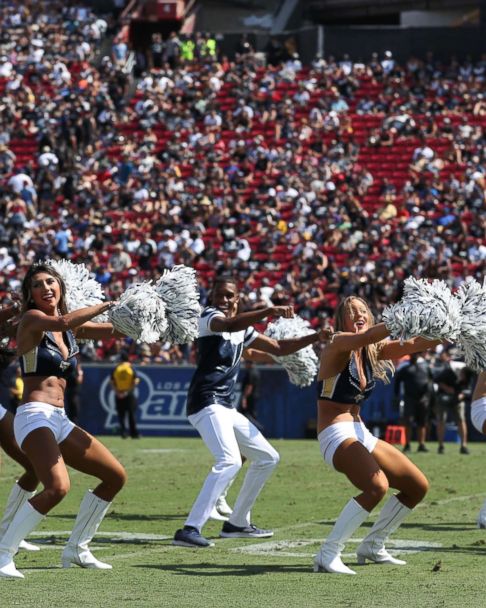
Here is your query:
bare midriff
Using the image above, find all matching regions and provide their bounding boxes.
[317,399,362,435]
[21,376,67,409]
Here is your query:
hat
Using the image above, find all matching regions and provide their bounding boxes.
[0,247,7,255]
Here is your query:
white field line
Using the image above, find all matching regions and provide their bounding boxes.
[229,538,443,558]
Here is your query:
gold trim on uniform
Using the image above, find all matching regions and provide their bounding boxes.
[320,375,340,399]
[22,347,38,374]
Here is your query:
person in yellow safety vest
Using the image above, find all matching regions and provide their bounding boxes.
[180,37,195,63]
[111,352,140,439]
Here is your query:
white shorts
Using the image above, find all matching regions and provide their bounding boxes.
[14,402,76,447]
[318,420,378,470]
[471,397,486,434]
[0,403,7,422]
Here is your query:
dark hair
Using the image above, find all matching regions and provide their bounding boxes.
[211,276,237,290]
[21,263,68,315]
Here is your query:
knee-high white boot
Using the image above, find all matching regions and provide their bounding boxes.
[356,495,410,565]
[62,490,112,570]
[314,498,369,575]
[0,501,44,579]
[0,483,40,552]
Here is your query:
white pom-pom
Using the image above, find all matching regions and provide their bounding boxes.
[264,316,318,387]
[154,265,200,344]
[109,283,167,343]
[454,278,486,372]
[46,258,107,320]
[382,277,461,342]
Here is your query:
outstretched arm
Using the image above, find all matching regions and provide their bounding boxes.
[17,302,115,353]
[210,305,294,333]
[75,322,125,340]
[379,337,443,360]
[248,327,330,357]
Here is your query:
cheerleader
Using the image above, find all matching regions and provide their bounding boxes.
[0,263,127,579]
[315,296,442,574]
[0,301,39,552]
[173,277,329,548]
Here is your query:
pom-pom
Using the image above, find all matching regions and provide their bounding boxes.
[454,278,486,372]
[154,265,200,344]
[382,277,461,342]
[109,283,167,343]
[45,258,107,321]
[264,316,318,387]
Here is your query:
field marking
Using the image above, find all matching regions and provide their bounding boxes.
[230,538,443,558]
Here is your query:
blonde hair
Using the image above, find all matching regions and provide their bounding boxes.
[334,296,394,384]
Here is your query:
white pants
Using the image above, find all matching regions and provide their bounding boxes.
[318,421,378,471]
[0,404,7,422]
[186,404,280,531]
[14,402,75,447]
[471,397,486,434]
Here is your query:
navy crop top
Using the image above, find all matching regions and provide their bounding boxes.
[20,330,79,379]
[317,351,375,405]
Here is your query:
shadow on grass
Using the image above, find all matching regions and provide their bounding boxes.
[134,563,311,575]
[29,536,175,546]
[53,513,184,522]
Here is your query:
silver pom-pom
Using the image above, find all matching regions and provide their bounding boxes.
[154,265,200,344]
[45,258,107,320]
[454,278,486,372]
[264,316,318,387]
[382,277,461,342]
[109,283,167,343]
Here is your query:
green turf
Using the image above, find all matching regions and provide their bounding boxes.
[1,437,485,608]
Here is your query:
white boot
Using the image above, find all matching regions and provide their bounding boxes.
[356,495,410,566]
[62,491,113,570]
[0,483,40,552]
[0,501,44,579]
[314,498,369,575]
[477,499,486,529]
[209,481,234,521]
[215,495,233,517]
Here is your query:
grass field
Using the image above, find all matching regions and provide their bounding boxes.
[1,436,486,608]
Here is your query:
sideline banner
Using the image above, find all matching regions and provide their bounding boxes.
[79,365,394,438]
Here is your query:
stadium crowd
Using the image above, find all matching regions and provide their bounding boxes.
[0,1,484,364]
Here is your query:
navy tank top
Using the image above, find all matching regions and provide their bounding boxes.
[20,330,79,379]
[318,351,375,405]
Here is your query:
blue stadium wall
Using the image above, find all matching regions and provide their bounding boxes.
[79,364,396,438]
